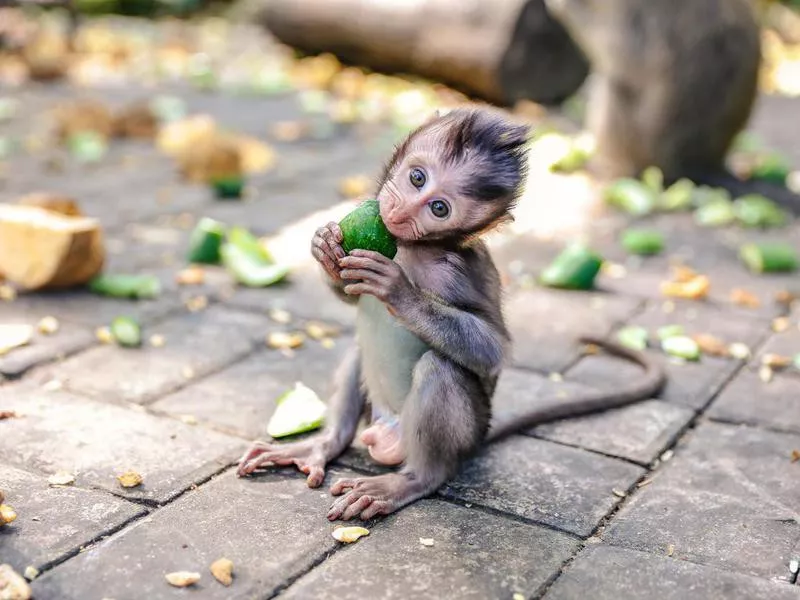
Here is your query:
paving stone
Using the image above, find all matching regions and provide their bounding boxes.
[545,544,800,600]
[32,467,360,600]
[603,421,800,580]
[0,313,95,378]
[283,499,580,600]
[51,305,271,404]
[0,464,146,572]
[494,368,694,465]
[153,336,353,439]
[503,288,642,373]
[6,289,182,329]
[0,383,246,504]
[708,369,800,435]
[439,435,644,537]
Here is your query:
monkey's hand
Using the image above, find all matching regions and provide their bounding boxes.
[236,438,330,488]
[311,222,347,286]
[339,250,413,311]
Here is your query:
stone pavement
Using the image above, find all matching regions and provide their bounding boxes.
[1,77,800,600]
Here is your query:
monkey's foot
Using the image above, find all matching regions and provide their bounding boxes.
[327,473,430,521]
[359,420,405,466]
[236,439,329,487]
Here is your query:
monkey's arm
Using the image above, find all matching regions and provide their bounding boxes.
[340,250,506,378]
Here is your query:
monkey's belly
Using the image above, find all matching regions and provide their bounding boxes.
[356,295,430,414]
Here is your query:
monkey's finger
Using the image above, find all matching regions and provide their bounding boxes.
[339,268,390,283]
[341,495,373,520]
[330,477,359,495]
[327,492,362,521]
[360,499,393,520]
[325,221,344,244]
[348,249,392,264]
[312,245,340,276]
[338,255,391,272]
[305,465,326,488]
[342,283,381,297]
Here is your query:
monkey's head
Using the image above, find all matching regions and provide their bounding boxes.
[375,107,530,245]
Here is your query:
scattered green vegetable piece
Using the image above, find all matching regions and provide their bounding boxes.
[794,354,800,371]
[150,95,186,123]
[642,166,664,194]
[339,199,398,259]
[267,382,326,438]
[691,186,731,207]
[298,90,330,114]
[661,336,700,361]
[110,316,142,348]
[603,179,658,216]
[187,55,216,90]
[739,243,799,273]
[732,131,763,153]
[88,274,161,299]
[657,324,685,341]
[694,200,736,227]
[539,244,604,290]
[67,131,108,163]
[750,153,791,186]
[659,178,695,211]
[250,69,293,96]
[221,244,289,287]
[732,194,788,228]
[211,176,244,199]
[227,226,274,264]
[620,229,665,256]
[616,326,649,351]
[187,217,227,264]
[549,136,592,173]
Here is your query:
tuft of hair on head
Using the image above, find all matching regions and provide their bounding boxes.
[375,107,531,216]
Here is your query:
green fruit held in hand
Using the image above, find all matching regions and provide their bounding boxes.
[338,199,397,259]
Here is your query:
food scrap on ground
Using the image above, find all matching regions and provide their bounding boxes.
[267,381,326,438]
[47,471,76,486]
[210,557,234,586]
[0,564,31,600]
[117,471,143,488]
[660,265,710,300]
[332,526,370,543]
[0,324,33,356]
[165,571,201,588]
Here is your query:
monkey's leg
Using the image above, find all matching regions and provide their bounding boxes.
[236,345,365,487]
[327,351,488,521]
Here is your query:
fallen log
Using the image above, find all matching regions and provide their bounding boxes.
[258,0,589,106]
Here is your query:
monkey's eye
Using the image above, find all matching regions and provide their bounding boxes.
[409,167,426,189]
[429,199,450,219]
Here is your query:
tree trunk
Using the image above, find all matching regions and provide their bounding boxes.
[257,0,589,106]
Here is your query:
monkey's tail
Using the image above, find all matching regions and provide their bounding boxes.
[680,169,800,215]
[485,336,666,444]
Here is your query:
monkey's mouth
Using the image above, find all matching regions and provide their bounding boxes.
[384,219,421,242]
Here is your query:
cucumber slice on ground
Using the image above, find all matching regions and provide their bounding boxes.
[227,226,274,264]
[267,382,326,438]
[221,244,289,287]
[211,176,244,199]
[616,326,648,351]
[661,335,700,361]
[539,244,604,290]
[732,194,788,228]
[110,316,142,348]
[187,217,226,264]
[620,229,665,256]
[739,243,799,273]
[88,274,161,299]
[603,179,658,216]
[657,324,685,341]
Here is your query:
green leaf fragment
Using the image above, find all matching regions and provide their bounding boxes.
[616,326,649,351]
[88,274,161,299]
[603,179,658,216]
[661,335,700,360]
[267,382,326,438]
[110,316,142,348]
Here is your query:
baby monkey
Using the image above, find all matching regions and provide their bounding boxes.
[237,107,665,521]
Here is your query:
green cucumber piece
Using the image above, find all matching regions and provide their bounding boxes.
[88,274,161,299]
[659,178,695,211]
[187,217,226,264]
[616,326,649,351]
[211,176,244,199]
[657,324,685,341]
[603,178,658,216]
[661,335,700,361]
[267,382,326,438]
[539,244,604,290]
[227,226,274,264]
[694,200,736,227]
[110,316,142,348]
[732,194,789,228]
[750,153,791,186]
[739,243,799,273]
[620,229,665,256]
[338,199,398,259]
[221,244,289,287]
[67,131,108,163]
[642,166,664,194]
